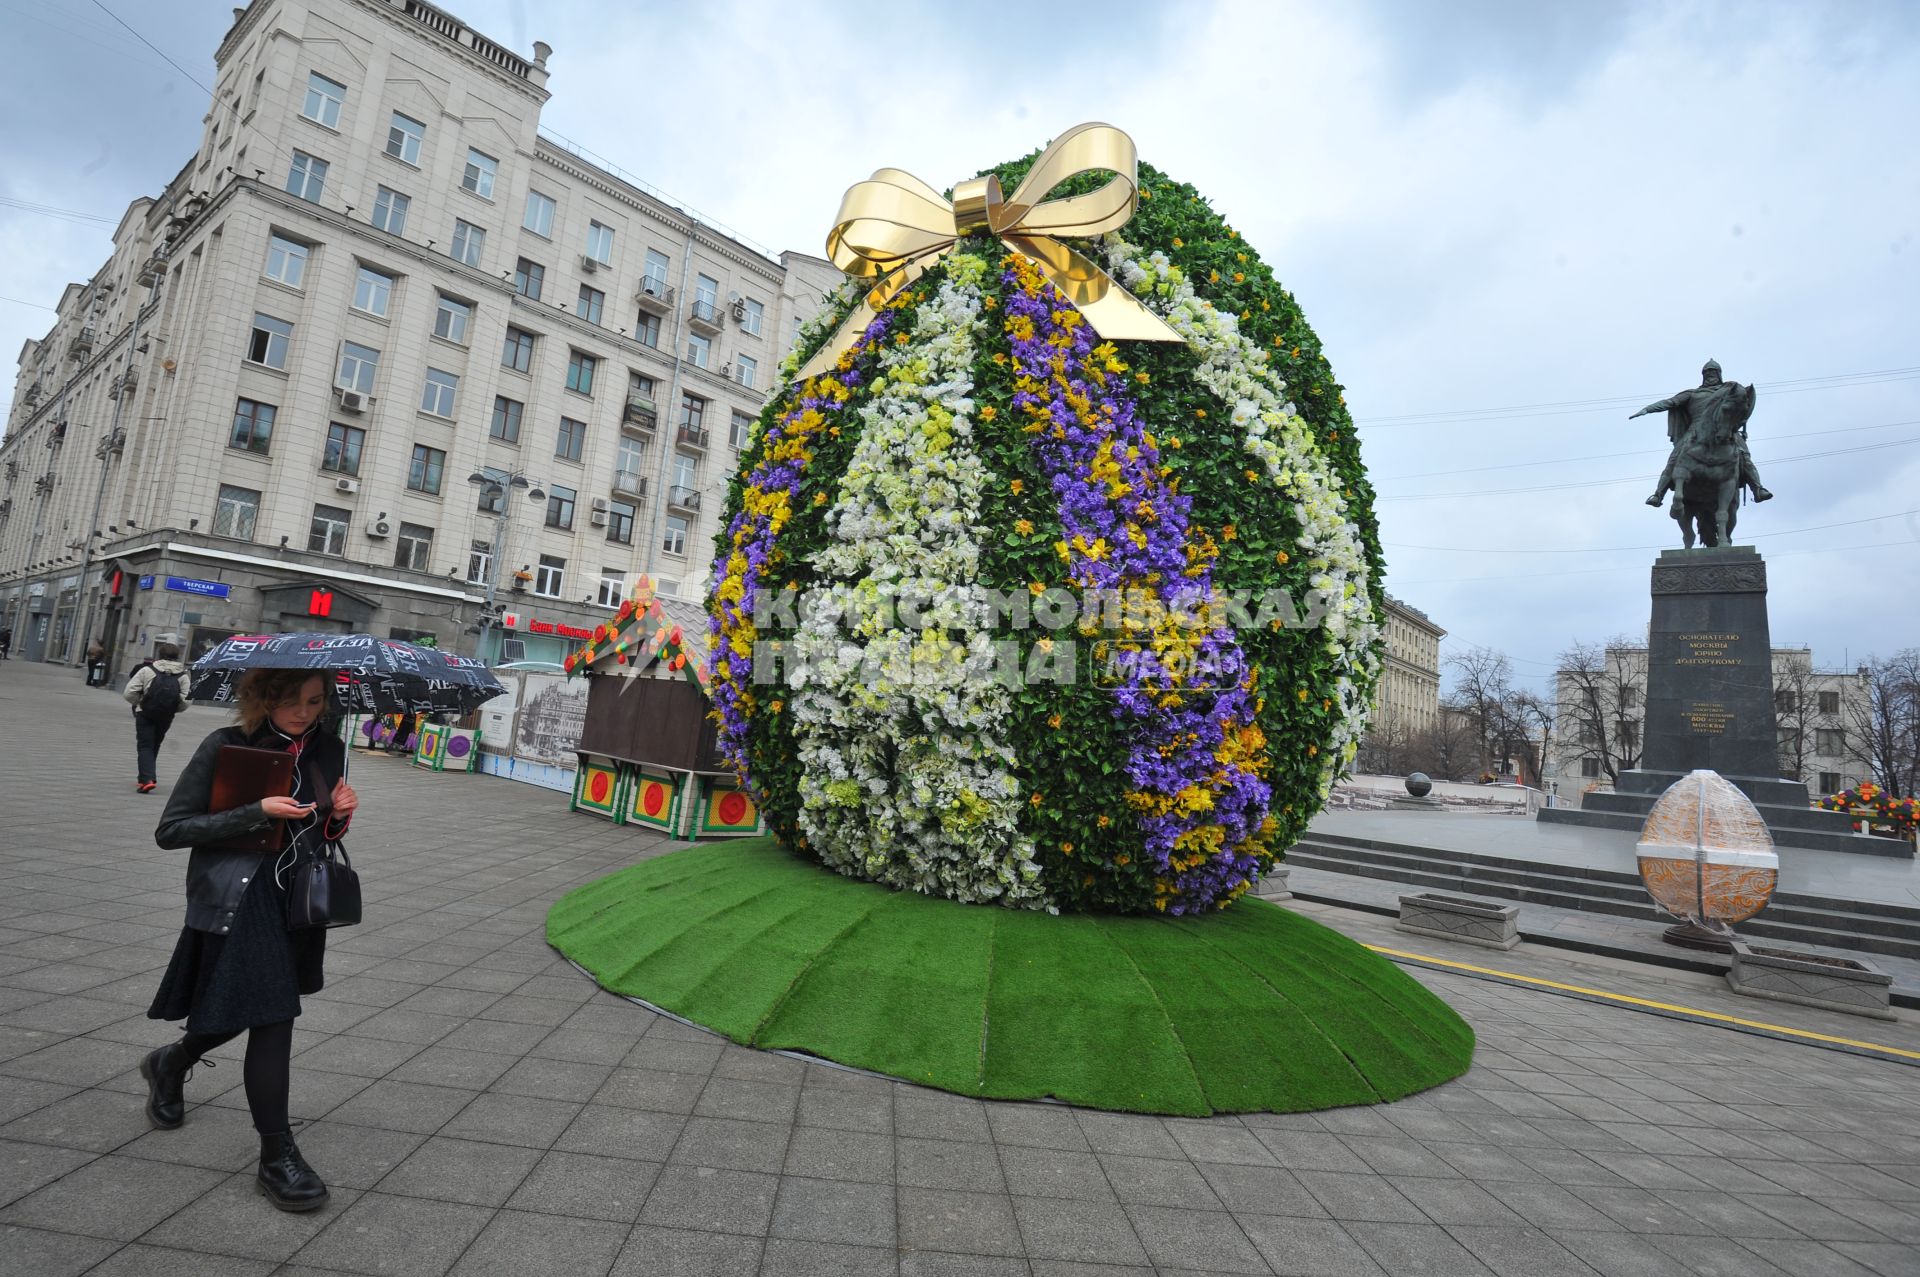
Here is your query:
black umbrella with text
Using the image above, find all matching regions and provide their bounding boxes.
[189,632,506,717]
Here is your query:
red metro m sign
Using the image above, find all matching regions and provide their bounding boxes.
[307,589,335,618]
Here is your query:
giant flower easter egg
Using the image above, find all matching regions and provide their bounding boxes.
[706,143,1383,914]
[1637,769,1778,926]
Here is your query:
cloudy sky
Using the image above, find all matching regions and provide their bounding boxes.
[4,0,1916,690]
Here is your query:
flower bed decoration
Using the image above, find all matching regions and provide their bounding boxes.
[1819,781,1919,842]
[706,124,1383,916]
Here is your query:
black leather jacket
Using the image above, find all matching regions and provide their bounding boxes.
[156,723,348,933]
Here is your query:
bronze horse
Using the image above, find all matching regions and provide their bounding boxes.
[1649,382,1755,548]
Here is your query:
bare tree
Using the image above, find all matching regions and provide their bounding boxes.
[1442,646,1553,784]
[1556,640,1644,786]
[1409,706,1477,781]
[1355,712,1413,777]
[1845,649,1920,798]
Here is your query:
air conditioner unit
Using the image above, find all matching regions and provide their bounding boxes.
[589,509,608,527]
[590,497,609,512]
[579,255,600,273]
[729,298,748,321]
[334,477,359,495]
[503,638,526,662]
[336,389,367,413]
[365,516,392,538]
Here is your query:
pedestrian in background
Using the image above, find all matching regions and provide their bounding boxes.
[124,641,191,792]
[140,668,358,1212]
[0,625,12,658]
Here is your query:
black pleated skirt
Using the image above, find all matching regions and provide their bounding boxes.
[147,856,327,1036]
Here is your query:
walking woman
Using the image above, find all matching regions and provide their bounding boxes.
[140,668,357,1211]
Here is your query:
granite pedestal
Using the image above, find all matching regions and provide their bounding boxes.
[1540,547,1909,857]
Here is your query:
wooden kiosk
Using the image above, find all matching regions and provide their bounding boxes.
[562,578,765,841]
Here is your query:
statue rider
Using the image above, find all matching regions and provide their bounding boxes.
[1634,359,1771,506]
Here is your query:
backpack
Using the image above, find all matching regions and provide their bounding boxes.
[141,668,184,724]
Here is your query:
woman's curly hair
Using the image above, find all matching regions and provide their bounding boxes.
[234,668,331,735]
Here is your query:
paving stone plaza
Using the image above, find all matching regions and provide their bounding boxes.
[2,659,1918,1277]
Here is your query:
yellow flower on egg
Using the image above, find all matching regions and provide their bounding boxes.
[1014,518,1034,535]
[980,405,997,422]
[1010,478,1024,494]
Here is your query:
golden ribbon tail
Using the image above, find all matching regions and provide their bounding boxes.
[794,122,1180,382]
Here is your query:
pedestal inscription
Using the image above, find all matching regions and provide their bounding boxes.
[1639,547,1777,780]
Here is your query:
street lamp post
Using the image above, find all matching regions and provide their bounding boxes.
[468,468,544,661]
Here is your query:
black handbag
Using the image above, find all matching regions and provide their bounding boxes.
[285,841,362,930]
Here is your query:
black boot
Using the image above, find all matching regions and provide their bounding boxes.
[257,1129,329,1212]
[138,1044,198,1130]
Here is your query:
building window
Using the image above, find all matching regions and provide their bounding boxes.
[513,257,544,300]
[735,354,757,388]
[336,341,379,393]
[680,393,705,431]
[213,484,260,540]
[694,273,719,312]
[616,435,647,482]
[546,485,576,530]
[1816,728,1846,755]
[490,396,523,443]
[394,522,434,570]
[630,371,657,401]
[1818,690,1840,715]
[501,326,535,374]
[1774,690,1795,715]
[585,220,614,265]
[663,514,689,556]
[407,443,446,495]
[247,313,292,369]
[1818,771,1843,795]
[385,112,424,165]
[286,151,327,202]
[264,235,308,287]
[606,500,636,545]
[672,454,698,497]
[597,569,624,608]
[566,350,597,395]
[739,296,764,336]
[308,503,351,555]
[461,148,497,199]
[576,284,605,326]
[433,294,471,344]
[534,554,565,598]
[729,410,754,450]
[643,248,670,294]
[634,311,660,348]
[555,416,586,462]
[351,266,394,317]
[302,72,345,128]
[420,368,458,417]
[322,422,365,475]
[467,539,493,585]
[371,186,409,235]
[450,219,485,268]
[230,398,277,453]
[523,189,556,237]
[686,332,711,368]
[1579,757,1601,778]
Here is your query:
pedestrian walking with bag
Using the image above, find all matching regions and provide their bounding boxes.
[140,668,358,1212]
[124,641,192,792]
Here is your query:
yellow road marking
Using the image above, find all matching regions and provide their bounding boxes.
[1365,944,1920,1062]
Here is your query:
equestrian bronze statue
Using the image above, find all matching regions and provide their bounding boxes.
[1633,359,1771,548]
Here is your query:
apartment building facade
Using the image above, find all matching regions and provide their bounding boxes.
[1376,594,1445,741]
[0,0,839,671]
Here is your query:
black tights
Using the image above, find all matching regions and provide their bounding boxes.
[179,1019,294,1134]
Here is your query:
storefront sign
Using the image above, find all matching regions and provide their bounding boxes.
[165,576,230,598]
[528,619,593,640]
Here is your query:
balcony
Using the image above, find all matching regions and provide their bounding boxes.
[634,278,675,315]
[687,298,724,336]
[68,327,96,360]
[612,470,647,499]
[667,484,702,512]
[622,396,657,433]
[137,254,167,288]
[677,423,709,451]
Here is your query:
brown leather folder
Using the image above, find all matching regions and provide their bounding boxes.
[208,745,296,852]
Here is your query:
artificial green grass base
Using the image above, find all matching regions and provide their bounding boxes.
[546,838,1474,1115]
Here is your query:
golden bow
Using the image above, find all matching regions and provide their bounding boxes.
[795,121,1180,381]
